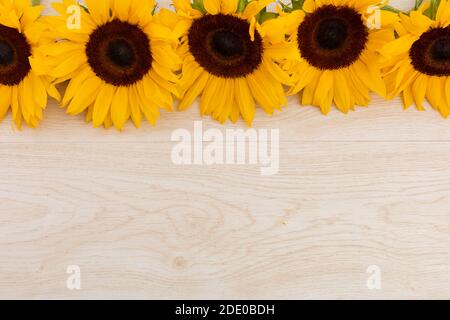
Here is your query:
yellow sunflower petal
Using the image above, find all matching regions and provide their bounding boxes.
[235,78,256,126]
[93,84,116,127]
[203,0,221,15]
[111,86,130,130]
[66,76,103,115]
[85,0,111,25]
[221,0,238,14]
[178,71,209,111]
[243,0,272,20]
[129,85,143,128]
[446,77,450,107]
[0,86,12,121]
[114,0,132,21]
[412,74,428,111]
[313,70,333,114]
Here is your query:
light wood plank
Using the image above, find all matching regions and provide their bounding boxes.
[1,98,450,143]
[1,142,450,299]
[1,0,449,300]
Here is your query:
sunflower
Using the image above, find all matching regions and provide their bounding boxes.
[381,0,450,117]
[41,0,180,130]
[280,0,398,114]
[0,0,59,128]
[169,0,293,125]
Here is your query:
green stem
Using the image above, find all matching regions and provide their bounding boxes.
[381,5,401,14]
[415,0,425,10]
[192,0,206,13]
[423,0,441,19]
[237,0,249,13]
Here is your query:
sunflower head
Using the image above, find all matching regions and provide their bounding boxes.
[0,0,59,129]
[0,24,31,86]
[296,4,369,70]
[410,26,450,77]
[44,0,180,130]
[85,19,154,87]
[277,0,398,114]
[187,13,264,78]
[171,0,292,125]
[175,0,273,79]
[380,0,450,117]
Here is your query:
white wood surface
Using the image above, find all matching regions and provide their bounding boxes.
[1,0,450,300]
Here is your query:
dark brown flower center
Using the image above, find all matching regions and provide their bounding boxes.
[107,39,136,68]
[297,5,368,70]
[316,18,348,50]
[188,14,263,78]
[431,37,450,61]
[410,27,450,77]
[211,30,245,58]
[0,40,14,65]
[0,25,32,86]
[86,20,152,86]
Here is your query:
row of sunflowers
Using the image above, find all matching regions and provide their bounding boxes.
[0,0,449,130]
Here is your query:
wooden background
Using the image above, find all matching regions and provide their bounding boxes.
[1,0,450,300]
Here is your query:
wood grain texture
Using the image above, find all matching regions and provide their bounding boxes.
[1,0,450,300]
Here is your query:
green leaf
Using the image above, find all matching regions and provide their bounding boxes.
[258,11,278,23]
[237,0,249,13]
[152,3,158,15]
[79,3,89,14]
[31,0,41,5]
[278,0,305,13]
[381,5,401,14]
[292,0,305,10]
[414,0,425,10]
[192,0,206,14]
[423,0,441,19]
[278,1,293,13]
